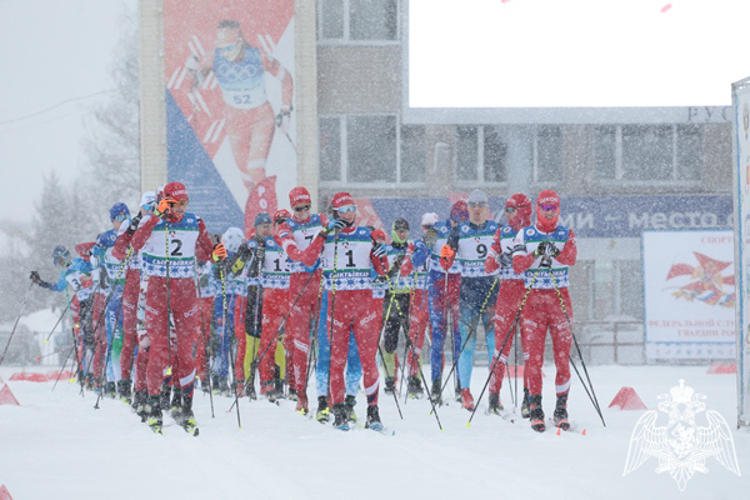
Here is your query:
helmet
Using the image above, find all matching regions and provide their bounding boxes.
[109,202,130,222]
[162,182,189,202]
[421,213,439,227]
[273,209,292,225]
[221,227,245,254]
[52,245,70,267]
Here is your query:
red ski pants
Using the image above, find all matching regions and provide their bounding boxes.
[328,289,380,406]
[407,288,428,377]
[519,288,573,397]
[258,288,290,388]
[119,269,140,380]
[195,296,214,382]
[144,276,198,397]
[289,270,323,394]
[489,280,528,393]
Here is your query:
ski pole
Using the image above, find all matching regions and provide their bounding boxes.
[434,277,499,405]
[549,269,606,427]
[44,294,75,344]
[467,271,538,426]
[376,278,404,419]
[164,224,173,381]
[0,282,34,366]
[383,273,441,430]
[195,268,215,418]
[300,270,326,412]
[324,229,339,402]
[221,268,242,429]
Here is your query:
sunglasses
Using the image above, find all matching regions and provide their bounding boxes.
[294,205,311,212]
[505,207,517,213]
[540,204,558,211]
[468,202,487,208]
[275,218,289,225]
[113,213,128,222]
[337,205,357,214]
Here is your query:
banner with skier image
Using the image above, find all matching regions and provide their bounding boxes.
[731,76,750,426]
[642,230,735,361]
[164,0,296,236]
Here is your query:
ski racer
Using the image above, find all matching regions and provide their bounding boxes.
[130,182,225,434]
[440,189,499,411]
[484,193,533,416]
[512,190,577,432]
[297,192,388,431]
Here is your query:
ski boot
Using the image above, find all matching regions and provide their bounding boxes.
[245,383,257,400]
[553,393,570,430]
[407,375,424,399]
[178,395,199,436]
[316,396,331,423]
[487,392,504,415]
[170,387,183,419]
[521,387,530,419]
[455,386,463,404]
[146,395,163,434]
[384,377,396,396]
[365,404,384,432]
[104,381,117,399]
[160,386,172,411]
[430,380,443,406]
[274,377,286,400]
[345,395,358,423]
[233,380,245,399]
[295,393,309,415]
[133,390,149,422]
[461,388,475,411]
[85,373,95,391]
[529,395,545,432]
[262,381,278,404]
[216,377,230,397]
[332,403,349,431]
[288,388,298,402]
[117,379,132,404]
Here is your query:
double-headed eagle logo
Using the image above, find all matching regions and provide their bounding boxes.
[623,380,741,491]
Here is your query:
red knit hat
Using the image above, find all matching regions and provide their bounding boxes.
[505,193,532,230]
[163,182,189,201]
[331,192,355,209]
[536,190,560,232]
[289,186,311,207]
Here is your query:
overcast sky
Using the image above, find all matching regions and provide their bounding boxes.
[0,0,136,238]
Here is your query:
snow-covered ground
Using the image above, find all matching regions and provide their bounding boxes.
[0,363,746,500]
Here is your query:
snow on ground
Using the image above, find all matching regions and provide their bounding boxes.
[0,363,747,500]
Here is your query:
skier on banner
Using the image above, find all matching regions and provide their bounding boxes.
[30,245,95,387]
[398,212,439,399]
[440,190,499,412]
[130,182,225,435]
[276,186,330,415]
[297,193,388,431]
[112,193,156,404]
[186,19,295,228]
[89,203,131,398]
[485,193,533,416]
[512,190,578,432]
[426,201,466,404]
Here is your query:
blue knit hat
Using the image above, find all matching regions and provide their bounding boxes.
[254,212,272,226]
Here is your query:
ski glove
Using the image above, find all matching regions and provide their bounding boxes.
[497,251,513,268]
[212,243,227,262]
[322,218,346,237]
[125,213,143,236]
[30,271,51,289]
[534,241,558,258]
[155,198,175,218]
[372,244,387,258]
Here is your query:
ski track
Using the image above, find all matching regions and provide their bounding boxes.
[0,365,747,500]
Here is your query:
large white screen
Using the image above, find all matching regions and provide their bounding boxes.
[409,0,749,109]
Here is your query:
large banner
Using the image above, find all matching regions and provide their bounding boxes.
[732,76,750,426]
[164,0,296,236]
[643,230,735,361]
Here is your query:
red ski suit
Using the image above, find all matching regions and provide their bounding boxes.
[512,226,577,398]
[299,226,387,406]
[112,229,141,381]
[130,213,213,397]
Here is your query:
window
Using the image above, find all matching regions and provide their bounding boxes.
[615,260,643,320]
[319,0,398,42]
[319,117,341,182]
[593,124,704,182]
[347,115,397,183]
[534,125,562,182]
[456,126,479,182]
[400,125,426,183]
[484,126,508,182]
